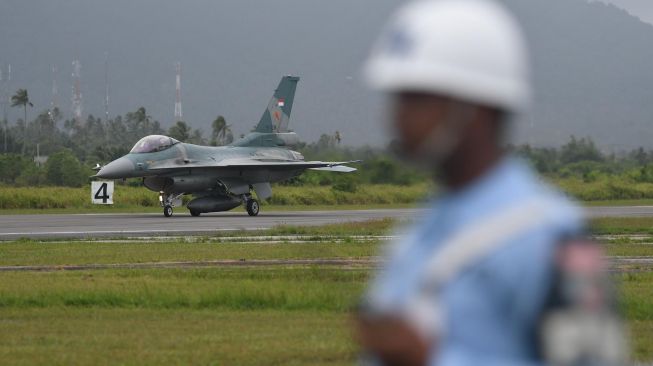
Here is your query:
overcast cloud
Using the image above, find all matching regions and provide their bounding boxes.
[597,0,653,23]
[1,0,653,149]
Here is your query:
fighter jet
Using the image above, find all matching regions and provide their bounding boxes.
[94,76,357,217]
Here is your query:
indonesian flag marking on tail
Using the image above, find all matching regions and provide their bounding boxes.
[277,98,285,107]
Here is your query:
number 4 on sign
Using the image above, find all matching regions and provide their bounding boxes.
[91,181,114,205]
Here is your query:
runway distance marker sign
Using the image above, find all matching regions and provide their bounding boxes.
[91,181,114,205]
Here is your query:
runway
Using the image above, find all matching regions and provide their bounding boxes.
[0,205,652,240]
[0,209,419,240]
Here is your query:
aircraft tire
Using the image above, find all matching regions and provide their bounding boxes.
[164,205,173,217]
[246,199,260,216]
[190,209,201,217]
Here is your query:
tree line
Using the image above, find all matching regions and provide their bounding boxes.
[2,89,653,189]
[2,90,233,162]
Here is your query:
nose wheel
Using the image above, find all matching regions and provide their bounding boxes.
[163,205,173,217]
[246,198,259,216]
[160,191,184,218]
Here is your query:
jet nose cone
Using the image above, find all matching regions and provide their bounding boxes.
[96,157,135,179]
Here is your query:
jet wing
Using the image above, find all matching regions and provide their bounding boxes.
[149,159,359,172]
[309,165,357,173]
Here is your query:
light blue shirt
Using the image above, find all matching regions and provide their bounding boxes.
[367,157,584,366]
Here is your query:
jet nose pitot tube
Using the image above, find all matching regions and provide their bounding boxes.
[96,157,135,179]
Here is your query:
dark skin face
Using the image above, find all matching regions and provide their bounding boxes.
[391,93,452,158]
[391,92,504,190]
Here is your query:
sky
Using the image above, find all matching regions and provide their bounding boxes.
[598,0,653,23]
[0,0,400,146]
[1,0,653,149]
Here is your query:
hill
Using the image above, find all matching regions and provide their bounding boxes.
[0,0,652,149]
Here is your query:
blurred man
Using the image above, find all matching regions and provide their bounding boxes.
[356,0,625,365]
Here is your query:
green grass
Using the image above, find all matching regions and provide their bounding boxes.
[8,178,653,214]
[617,272,653,361]
[582,199,653,207]
[0,267,365,365]
[0,265,651,363]
[1,219,653,364]
[0,241,382,267]
[0,308,356,366]
[261,217,395,236]
[554,177,653,201]
[0,184,429,211]
[0,219,394,267]
[0,268,368,311]
[605,243,653,257]
[591,217,653,235]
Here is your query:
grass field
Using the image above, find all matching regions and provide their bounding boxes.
[0,267,364,366]
[592,217,653,235]
[1,219,652,364]
[0,183,424,215]
[1,308,355,366]
[5,180,653,214]
[0,184,429,212]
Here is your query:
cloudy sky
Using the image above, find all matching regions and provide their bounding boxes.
[2,0,653,148]
[598,0,653,23]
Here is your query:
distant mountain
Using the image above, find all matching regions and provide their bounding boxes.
[0,0,652,149]
[596,0,653,24]
[502,0,653,150]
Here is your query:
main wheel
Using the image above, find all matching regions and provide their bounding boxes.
[190,209,201,217]
[246,199,260,216]
[163,205,173,217]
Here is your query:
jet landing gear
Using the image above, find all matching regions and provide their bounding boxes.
[159,191,184,217]
[244,195,260,216]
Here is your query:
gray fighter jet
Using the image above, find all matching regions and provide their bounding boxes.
[95,76,357,217]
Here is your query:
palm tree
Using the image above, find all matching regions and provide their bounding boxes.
[11,89,33,155]
[168,120,190,142]
[211,115,225,146]
[211,115,232,146]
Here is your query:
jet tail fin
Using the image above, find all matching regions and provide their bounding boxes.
[254,76,299,133]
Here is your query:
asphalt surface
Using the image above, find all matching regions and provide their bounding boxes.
[0,206,652,240]
[0,209,419,240]
[584,205,653,218]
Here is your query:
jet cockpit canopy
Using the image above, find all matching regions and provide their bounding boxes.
[130,135,180,154]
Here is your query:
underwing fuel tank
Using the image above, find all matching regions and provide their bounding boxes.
[187,196,242,213]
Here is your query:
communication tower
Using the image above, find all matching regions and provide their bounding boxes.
[50,65,59,112]
[71,58,83,126]
[104,53,110,121]
[1,64,10,152]
[174,62,183,121]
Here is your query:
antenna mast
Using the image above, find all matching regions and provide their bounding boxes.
[50,65,59,119]
[174,62,182,121]
[1,64,10,152]
[104,53,110,121]
[71,57,83,126]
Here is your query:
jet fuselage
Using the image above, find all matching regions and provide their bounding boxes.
[97,141,305,195]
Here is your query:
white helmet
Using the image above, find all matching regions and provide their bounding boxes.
[365,0,531,112]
